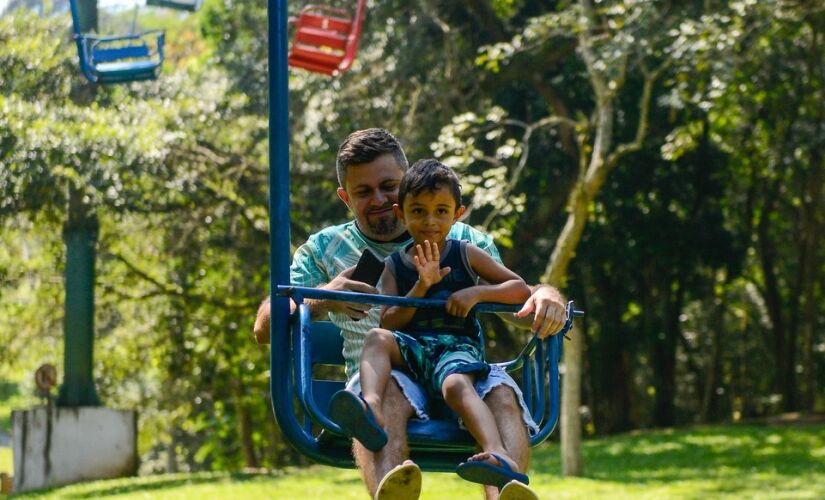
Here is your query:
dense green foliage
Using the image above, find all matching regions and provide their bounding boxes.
[1,0,823,474]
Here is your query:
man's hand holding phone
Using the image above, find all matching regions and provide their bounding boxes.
[322,249,384,320]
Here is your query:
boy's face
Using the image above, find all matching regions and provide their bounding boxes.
[393,185,465,249]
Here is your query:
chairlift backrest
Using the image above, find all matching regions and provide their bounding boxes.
[146,0,204,12]
[92,42,151,64]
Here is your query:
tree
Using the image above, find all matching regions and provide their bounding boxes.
[670,0,825,412]
[434,0,698,474]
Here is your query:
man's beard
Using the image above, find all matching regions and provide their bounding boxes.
[365,212,401,236]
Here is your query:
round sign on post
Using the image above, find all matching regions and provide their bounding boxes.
[35,363,58,395]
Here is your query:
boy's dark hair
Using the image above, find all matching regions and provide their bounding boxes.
[336,128,409,188]
[398,159,462,209]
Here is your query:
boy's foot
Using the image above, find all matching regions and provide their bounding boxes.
[455,451,528,489]
[374,461,421,500]
[328,390,388,452]
[499,480,539,500]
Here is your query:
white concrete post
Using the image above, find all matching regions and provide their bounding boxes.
[12,407,137,492]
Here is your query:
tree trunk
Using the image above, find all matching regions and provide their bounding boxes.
[701,282,727,422]
[651,281,682,426]
[233,382,260,468]
[561,325,583,476]
[167,425,179,473]
[544,178,589,476]
[593,275,634,433]
[543,101,613,475]
[757,190,796,411]
[239,403,260,468]
[798,161,822,411]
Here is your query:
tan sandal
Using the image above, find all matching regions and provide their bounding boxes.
[499,480,539,500]
[374,462,422,500]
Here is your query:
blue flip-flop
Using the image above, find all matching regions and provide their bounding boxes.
[328,390,388,452]
[455,452,529,489]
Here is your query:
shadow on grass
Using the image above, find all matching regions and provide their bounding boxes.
[13,471,273,499]
[330,475,362,487]
[531,424,825,485]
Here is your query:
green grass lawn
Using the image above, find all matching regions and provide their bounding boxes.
[9,423,825,499]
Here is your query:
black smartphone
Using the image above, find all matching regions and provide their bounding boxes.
[350,248,385,286]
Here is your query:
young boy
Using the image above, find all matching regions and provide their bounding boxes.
[358,159,532,488]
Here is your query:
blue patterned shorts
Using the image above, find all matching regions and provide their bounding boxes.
[393,331,491,398]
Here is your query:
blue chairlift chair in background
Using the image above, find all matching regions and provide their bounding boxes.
[69,0,165,84]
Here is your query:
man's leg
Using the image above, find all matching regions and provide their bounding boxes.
[481,385,530,500]
[354,376,415,497]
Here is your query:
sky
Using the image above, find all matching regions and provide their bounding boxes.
[0,0,152,17]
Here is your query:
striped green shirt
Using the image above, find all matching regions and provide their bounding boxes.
[290,220,501,377]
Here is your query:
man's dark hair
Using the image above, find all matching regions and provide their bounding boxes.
[398,159,462,209]
[336,128,409,188]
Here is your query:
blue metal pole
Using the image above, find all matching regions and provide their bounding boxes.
[268,1,290,313]
[268,0,295,452]
[268,0,350,466]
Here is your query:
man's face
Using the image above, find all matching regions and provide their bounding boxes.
[337,154,406,241]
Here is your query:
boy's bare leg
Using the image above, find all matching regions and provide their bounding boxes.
[360,328,406,427]
[442,375,518,471]
[481,385,530,500]
[354,378,415,497]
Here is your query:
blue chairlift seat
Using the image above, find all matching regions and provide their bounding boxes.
[146,0,203,12]
[69,0,165,84]
[272,286,581,471]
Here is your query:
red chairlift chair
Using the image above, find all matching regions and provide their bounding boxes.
[288,0,366,76]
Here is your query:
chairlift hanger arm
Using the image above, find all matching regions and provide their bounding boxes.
[499,301,583,372]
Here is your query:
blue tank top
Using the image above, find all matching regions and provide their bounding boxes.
[387,239,479,337]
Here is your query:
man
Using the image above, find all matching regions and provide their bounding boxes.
[254,129,566,500]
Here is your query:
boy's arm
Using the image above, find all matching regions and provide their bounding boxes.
[379,263,429,332]
[445,245,531,318]
[381,242,449,331]
[466,225,566,336]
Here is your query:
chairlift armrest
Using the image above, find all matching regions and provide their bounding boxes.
[276,285,522,314]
